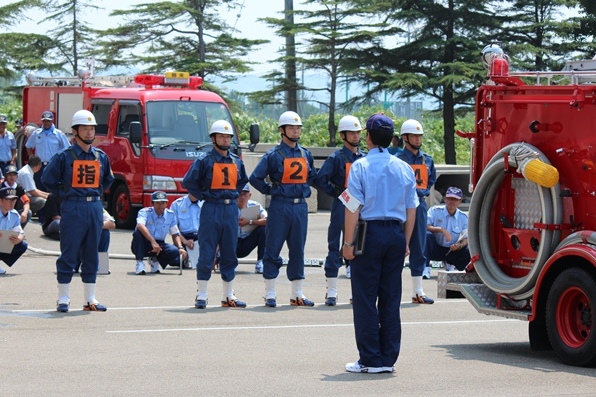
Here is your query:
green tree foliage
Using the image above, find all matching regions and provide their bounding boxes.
[94,0,267,80]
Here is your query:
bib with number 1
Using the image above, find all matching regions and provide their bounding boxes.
[211,163,238,189]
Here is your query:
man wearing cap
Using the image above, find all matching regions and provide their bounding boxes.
[236,184,267,274]
[183,119,248,309]
[342,113,418,374]
[41,110,114,313]
[313,115,364,306]
[131,191,187,275]
[425,187,470,271]
[249,111,318,308]
[0,187,28,275]
[0,114,17,171]
[25,110,70,191]
[2,165,31,228]
[397,119,437,303]
[17,155,48,223]
[170,193,203,269]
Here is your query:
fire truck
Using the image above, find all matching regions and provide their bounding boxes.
[447,45,596,367]
[19,70,259,229]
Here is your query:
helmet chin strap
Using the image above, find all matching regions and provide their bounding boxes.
[343,137,360,148]
[215,143,230,151]
[283,133,299,143]
[76,134,95,145]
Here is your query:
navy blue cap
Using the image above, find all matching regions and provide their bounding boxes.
[41,111,53,121]
[0,187,18,199]
[242,184,250,192]
[365,113,394,134]
[4,165,17,175]
[0,115,7,123]
[445,187,463,199]
[151,191,168,202]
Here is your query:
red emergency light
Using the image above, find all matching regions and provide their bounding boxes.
[134,72,203,89]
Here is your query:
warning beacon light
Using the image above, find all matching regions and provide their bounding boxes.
[481,43,510,78]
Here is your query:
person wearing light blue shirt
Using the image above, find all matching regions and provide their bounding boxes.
[0,115,17,170]
[131,191,186,275]
[0,187,27,275]
[426,187,470,271]
[236,184,267,274]
[342,113,417,375]
[170,194,203,268]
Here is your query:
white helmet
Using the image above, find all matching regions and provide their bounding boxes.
[278,111,302,127]
[210,120,234,136]
[400,119,424,135]
[338,115,362,132]
[71,110,97,127]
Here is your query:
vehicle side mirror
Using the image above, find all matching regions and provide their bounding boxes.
[129,121,142,144]
[249,123,260,152]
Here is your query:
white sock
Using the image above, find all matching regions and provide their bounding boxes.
[196,280,209,300]
[326,277,338,298]
[222,280,234,301]
[264,278,276,300]
[291,279,303,299]
[58,283,70,305]
[412,276,424,296]
[83,282,98,304]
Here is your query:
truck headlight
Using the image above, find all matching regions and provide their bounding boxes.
[143,175,177,191]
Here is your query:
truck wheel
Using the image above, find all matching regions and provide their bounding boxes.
[14,123,37,169]
[111,184,137,229]
[546,268,596,367]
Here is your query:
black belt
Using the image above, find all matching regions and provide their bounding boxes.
[203,198,236,205]
[367,219,402,227]
[64,196,101,202]
[271,196,305,204]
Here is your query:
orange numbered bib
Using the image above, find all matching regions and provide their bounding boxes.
[344,163,352,188]
[71,160,100,188]
[211,163,238,190]
[410,164,428,190]
[281,157,308,184]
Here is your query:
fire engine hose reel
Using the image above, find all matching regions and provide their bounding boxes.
[469,143,562,300]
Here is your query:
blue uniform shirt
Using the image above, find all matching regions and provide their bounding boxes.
[313,146,364,197]
[41,143,114,199]
[347,148,418,221]
[0,209,23,233]
[249,141,317,198]
[170,195,202,234]
[25,125,70,162]
[182,148,248,200]
[0,131,16,162]
[427,205,468,247]
[397,148,436,198]
[136,207,179,241]
[238,200,267,239]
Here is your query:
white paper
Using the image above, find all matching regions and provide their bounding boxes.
[186,243,200,269]
[0,230,20,254]
[98,252,110,275]
[240,206,260,233]
[339,189,362,213]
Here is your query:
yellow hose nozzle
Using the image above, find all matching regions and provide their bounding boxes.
[520,159,559,188]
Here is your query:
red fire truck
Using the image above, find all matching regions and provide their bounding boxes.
[19,71,259,228]
[448,45,596,367]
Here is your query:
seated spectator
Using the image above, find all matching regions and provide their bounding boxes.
[2,165,31,228]
[17,155,48,222]
[0,187,28,275]
[236,184,267,274]
[131,191,187,275]
[170,193,202,268]
[42,193,61,240]
[425,186,470,271]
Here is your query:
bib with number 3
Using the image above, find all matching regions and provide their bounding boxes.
[211,163,238,189]
[281,157,308,184]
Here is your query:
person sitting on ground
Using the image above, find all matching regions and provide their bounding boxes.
[170,193,203,269]
[425,186,470,271]
[42,193,61,240]
[17,155,48,222]
[2,165,31,228]
[236,184,267,274]
[131,191,187,275]
[0,187,28,275]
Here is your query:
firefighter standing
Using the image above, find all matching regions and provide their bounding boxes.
[182,120,249,309]
[397,119,436,304]
[313,115,364,306]
[249,111,318,308]
[42,110,114,313]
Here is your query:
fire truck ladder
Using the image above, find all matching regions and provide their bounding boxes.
[26,75,136,87]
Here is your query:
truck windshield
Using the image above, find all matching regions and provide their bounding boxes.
[145,101,237,147]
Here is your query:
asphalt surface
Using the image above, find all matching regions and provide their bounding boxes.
[1,212,595,397]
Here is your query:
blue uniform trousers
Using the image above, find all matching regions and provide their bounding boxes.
[0,241,27,266]
[196,202,238,282]
[237,226,266,260]
[425,231,471,271]
[262,198,307,281]
[131,230,180,268]
[56,200,102,284]
[324,198,346,278]
[350,220,405,368]
[408,199,428,276]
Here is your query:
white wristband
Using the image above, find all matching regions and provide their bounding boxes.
[249,219,253,225]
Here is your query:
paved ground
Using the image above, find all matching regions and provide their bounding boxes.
[1,212,595,397]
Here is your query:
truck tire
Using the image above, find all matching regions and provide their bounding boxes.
[546,268,596,367]
[14,123,37,169]
[111,184,137,229]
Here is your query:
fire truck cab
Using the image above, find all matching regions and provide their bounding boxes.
[21,71,259,228]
